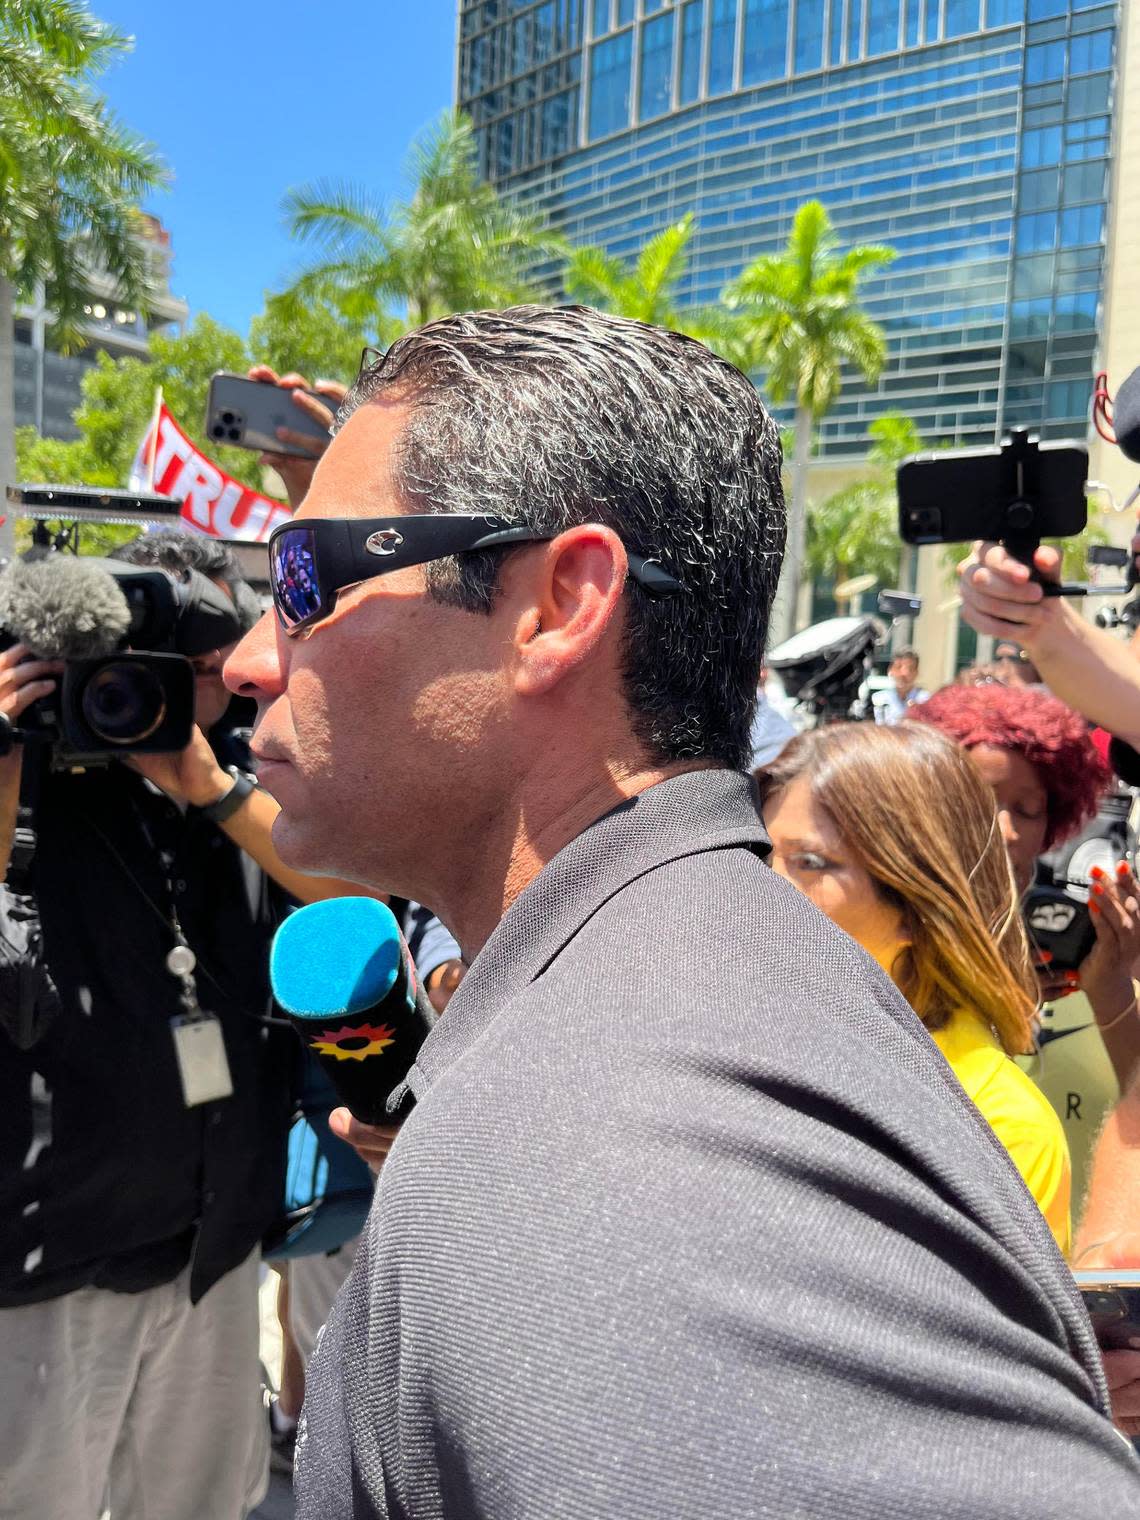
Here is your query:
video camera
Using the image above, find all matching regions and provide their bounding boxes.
[767,615,885,723]
[0,482,245,765]
[0,550,242,766]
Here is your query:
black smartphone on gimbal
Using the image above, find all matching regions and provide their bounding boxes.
[898,432,1088,548]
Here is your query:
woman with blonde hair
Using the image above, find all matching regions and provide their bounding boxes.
[756,720,1072,1253]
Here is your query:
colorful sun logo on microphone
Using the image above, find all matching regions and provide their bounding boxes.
[309,1022,396,1062]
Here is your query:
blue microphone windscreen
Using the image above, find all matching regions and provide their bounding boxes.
[271,897,402,1021]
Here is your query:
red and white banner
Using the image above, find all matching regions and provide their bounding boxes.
[129,403,292,542]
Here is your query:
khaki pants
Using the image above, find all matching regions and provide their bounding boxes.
[0,1251,266,1520]
[287,1235,358,1369]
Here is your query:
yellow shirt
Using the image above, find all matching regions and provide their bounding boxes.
[932,1008,1072,1257]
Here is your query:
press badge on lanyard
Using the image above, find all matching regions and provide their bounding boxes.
[167,942,233,1107]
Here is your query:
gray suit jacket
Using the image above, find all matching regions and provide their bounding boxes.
[297,769,1138,1517]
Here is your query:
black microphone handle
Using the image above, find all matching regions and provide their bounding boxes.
[283,948,436,1126]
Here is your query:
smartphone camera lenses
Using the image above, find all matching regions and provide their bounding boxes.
[211,409,243,443]
[907,507,942,538]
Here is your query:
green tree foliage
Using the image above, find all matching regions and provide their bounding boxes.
[725,202,895,639]
[564,213,748,360]
[74,313,253,486]
[0,1,165,544]
[14,289,383,512]
[806,414,921,592]
[0,0,164,336]
[281,110,562,330]
[14,313,254,491]
[248,282,382,386]
[1049,517,1112,580]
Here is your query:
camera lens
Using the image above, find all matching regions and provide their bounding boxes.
[227,428,241,441]
[221,411,235,425]
[211,424,225,439]
[80,660,167,745]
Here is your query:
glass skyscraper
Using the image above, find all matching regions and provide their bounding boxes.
[456,0,1118,457]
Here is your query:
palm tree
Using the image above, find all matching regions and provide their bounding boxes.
[0,1,164,553]
[282,111,563,333]
[725,202,894,642]
[806,414,921,608]
[564,213,747,359]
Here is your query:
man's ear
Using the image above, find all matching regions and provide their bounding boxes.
[510,525,628,698]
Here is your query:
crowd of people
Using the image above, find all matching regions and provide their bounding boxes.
[1,306,1138,1518]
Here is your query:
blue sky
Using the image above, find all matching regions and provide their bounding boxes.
[94,0,457,334]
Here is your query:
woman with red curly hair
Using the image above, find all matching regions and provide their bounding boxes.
[912,684,1108,889]
[913,684,1140,1210]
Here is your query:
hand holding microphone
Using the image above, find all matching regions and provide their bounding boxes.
[270,896,436,1128]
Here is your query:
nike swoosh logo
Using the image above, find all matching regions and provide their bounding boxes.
[1037,1024,1094,1048]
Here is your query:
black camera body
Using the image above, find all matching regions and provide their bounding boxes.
[10,651,196,760]
[1024,793,1135,973]
[1023,883,1097,975]
[0,556,243,765]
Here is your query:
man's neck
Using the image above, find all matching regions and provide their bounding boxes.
[439,757,715,959]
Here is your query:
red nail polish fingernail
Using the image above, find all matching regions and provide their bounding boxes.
[1090,865,1105,881]
[1117,860,1131,877]
[1090,902,1101,914]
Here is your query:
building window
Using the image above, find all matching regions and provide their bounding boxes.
[592,0,610,35]
[1025,40,1066,83]
[679,0,705,102]
[1061,160,1106,203]
[847,0,864,59]
[617,0,636,21]
[866,0,900,55]
[794,0,826,70]
[1059,203,1103,246]
[588,30,634,137]
[923,0,940,42]
[639,10,676,119]
[744,0,791,79]
[1022,124,1062,168]
[1019,167,1060,211]
[1015,211,1057,253]
[831,0,847,60]
[1069,30,1112,75]
[942,0,977,37]
[707,0,738,93]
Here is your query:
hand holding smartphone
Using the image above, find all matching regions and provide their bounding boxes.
[206,372,340,459]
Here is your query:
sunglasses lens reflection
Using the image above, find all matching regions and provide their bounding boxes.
[272,529,322,627]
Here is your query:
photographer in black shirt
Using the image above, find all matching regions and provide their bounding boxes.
[0,530,364,1520]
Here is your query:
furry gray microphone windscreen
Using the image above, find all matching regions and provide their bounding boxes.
[0,559,132,660]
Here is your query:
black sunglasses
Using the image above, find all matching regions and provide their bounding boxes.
[267,514,682,635]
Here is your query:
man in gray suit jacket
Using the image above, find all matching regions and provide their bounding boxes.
[226,306,1138,1514]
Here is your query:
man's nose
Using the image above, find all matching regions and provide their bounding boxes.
[224,611,286,700]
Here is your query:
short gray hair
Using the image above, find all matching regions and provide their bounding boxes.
[337,305,785,769]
